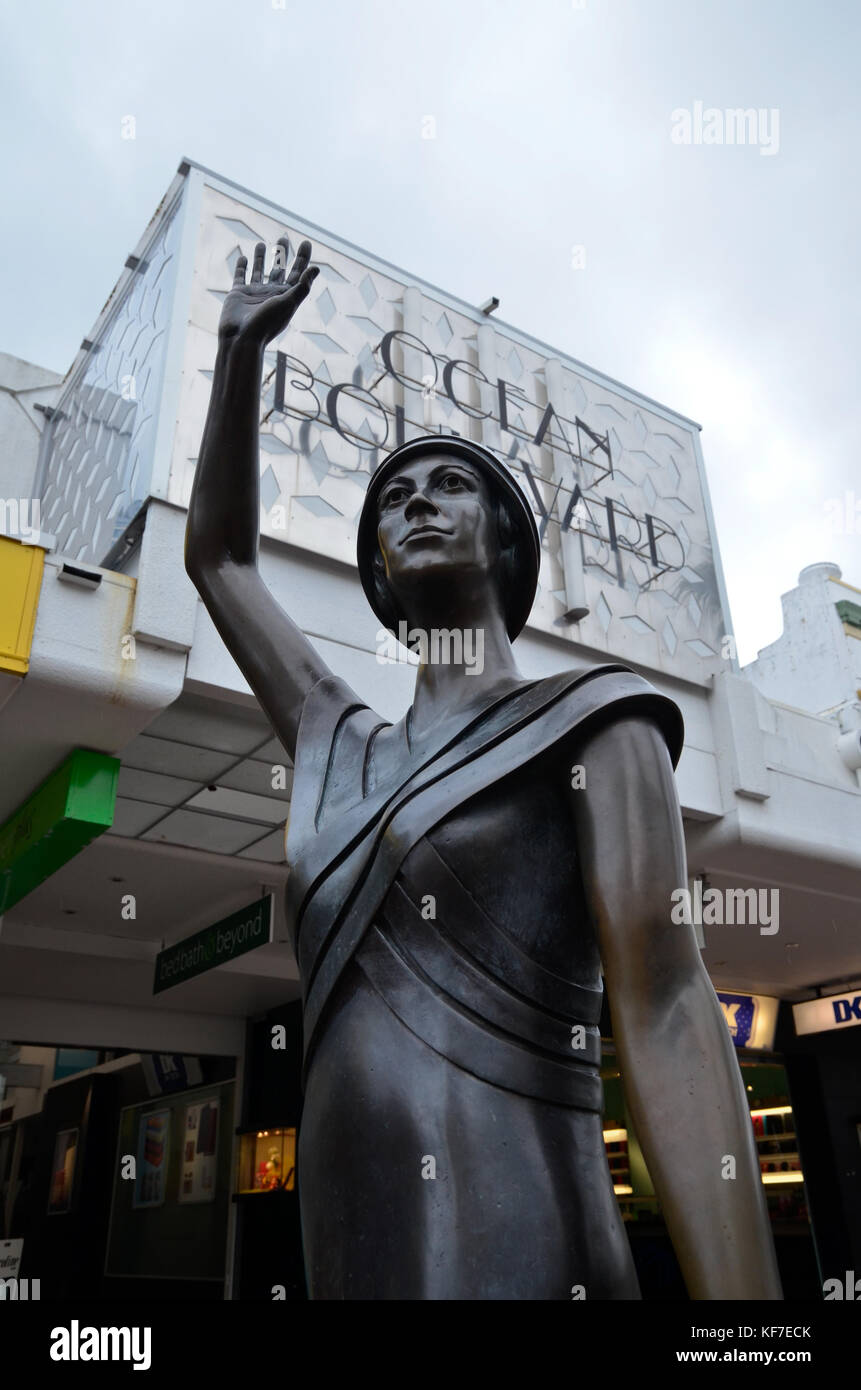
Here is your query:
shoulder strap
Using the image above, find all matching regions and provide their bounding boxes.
[297,666,684,1073]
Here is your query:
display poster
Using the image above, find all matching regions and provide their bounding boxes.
[105,1081,234,1281]
[47,1128,78,1214]
[133,1109,171,1209]
[178,1098,219,1204]
[0,1238,23,1281]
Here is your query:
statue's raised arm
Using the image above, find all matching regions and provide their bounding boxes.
[184,237,330,762]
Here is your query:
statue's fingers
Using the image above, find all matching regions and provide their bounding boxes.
[231,255,248,288]
[293,264,319,300]
[250,241,266,284]
[269,236,290,283]
[287,238,312,286]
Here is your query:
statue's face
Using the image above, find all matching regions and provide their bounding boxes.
[375,454,500,600]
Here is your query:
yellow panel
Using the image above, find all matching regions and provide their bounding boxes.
[0,537,46,676]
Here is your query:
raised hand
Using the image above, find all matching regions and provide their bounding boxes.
[218,236,319,346]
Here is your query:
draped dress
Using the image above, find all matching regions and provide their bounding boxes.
[284,661,684,1299]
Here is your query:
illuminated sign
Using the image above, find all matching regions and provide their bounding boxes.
[793,990,861,1036]
[716,991,778,1051]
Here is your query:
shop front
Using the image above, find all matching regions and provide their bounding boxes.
[600,991,822,1299]
[1,1047,238,1300]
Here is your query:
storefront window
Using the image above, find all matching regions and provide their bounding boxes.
[743,1061,808,1226]
[235,1129,296,1194]
[601,1048,808,1230]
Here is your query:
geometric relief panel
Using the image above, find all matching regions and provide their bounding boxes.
[40,196,183,566]
[169,181,730,687]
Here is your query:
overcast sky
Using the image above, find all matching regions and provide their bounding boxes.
[1,0,857,664]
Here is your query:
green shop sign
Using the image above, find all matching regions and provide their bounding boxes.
[153,895,273,994]
[0,749,119,913]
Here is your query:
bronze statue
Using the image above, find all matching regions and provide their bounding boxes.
[185,237,782,1300]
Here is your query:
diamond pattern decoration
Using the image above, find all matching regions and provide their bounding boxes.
[316,289,337,325]
[303,332,346,353]
[40,198,183,564]
[356,343,377,384]
[436,312,453,347]
[260,465,280,513]
[347,315,383,338]
[628,449,661,469]
[315,262,349,283]
[217,215,265,241]
[307,441,331,484]
[662,618,678,656]
[359,274,377,309]
[295,495,343,518]
[569,377,589,415]
[621,615,653,635]
[259,434,293,454]
[596,592,612,633]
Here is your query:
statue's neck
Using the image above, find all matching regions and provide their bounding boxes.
[405,608,522,745]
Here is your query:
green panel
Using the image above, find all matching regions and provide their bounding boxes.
[836,599,861,630]
[0,749,119,914]
[64,749,122,827]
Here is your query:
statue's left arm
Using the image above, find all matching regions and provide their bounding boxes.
[570,714,782,1300]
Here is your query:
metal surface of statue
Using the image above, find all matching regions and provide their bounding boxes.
[184,237,782,1300]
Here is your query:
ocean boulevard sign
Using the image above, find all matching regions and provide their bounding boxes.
[153,895,273,994]
[35,164,733,688]
[265,339,686,580]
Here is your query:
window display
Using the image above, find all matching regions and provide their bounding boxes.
[743,1064,808,1226]
[133,1109,170,1209]
[178,1098,219,1205]
[47,1128,78,1215]
[601,1048,810,1230]
[235,1129,296,1194]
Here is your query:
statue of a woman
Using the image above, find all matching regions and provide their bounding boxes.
[185,237,782,1300]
